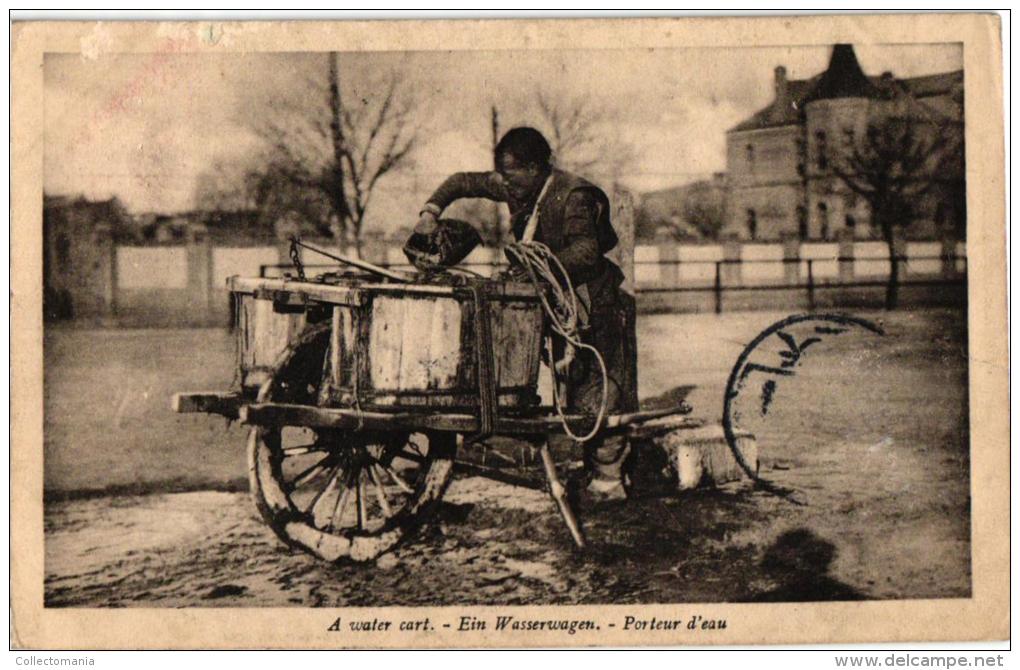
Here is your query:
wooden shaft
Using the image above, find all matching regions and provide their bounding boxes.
[602,404,693,428]
[538,440,586,550]
[236,401,695,437]
[294,239,413,283]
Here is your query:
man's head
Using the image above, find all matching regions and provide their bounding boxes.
[495,127,552,202]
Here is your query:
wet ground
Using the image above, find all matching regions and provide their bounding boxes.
[43,308,971,606]
[39,479,852,607]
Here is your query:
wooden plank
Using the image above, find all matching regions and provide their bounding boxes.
[240,294,256,370]
[172,391,244,418]
[426,297,462,388]
[330,307,342,389]
[369,295,464,394]
[358,389,536,409]
[238,401,695,437]
[325,304,360,394]
[228,276,364,306]
[604,404,692,428]
[286,309,308,342]
[398,297,429,389]
[354,301,373,402]
[374,296,462,392]
[360,281,538,299]
[452,461,542,490]
[368,296,404,390]
[525,306,543,383]
[492,302,542,388]
[627,416,704,440]
[252,298,300,370]
[455,296,478,397]
[229,275,539,302]
[491,303,510,386]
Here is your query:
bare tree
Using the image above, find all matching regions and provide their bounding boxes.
[634,178,725,242]
[829,108,961,309]
[248,52,419,255]
[679,181,726,240]
[192,158,257,212]
[536,89,636,187]
[499,88,634,188]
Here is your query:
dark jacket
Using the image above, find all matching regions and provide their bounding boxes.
[425,169,622,290]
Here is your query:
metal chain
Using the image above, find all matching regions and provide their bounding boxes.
[289,238,306,281]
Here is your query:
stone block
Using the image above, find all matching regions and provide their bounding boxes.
[657,423,758,490]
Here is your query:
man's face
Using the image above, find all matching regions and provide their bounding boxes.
[497,152,546,202]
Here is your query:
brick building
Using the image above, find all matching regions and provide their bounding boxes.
[724,44,964,241]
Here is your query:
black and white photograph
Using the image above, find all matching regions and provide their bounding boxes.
[11,14,1007,649]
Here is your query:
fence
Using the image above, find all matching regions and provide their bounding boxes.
[262,238,967,316]
[634,253,966,314]
[51,233,967,327]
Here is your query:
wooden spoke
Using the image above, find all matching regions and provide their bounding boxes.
[356,472,367,530]
[488,448,517,466]
[282,444,330,457]
[317,342,332,405]
[380,464,414,494]
[400,448,426,465]
[327,476,355,531]
[287,454,333,491]
[369,465,393,517]
[304,463,342,515]
[248,321,456,562]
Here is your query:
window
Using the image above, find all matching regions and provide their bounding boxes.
[746,209,758,240]
[817,202,829,239]
[845,214,856,230]
[815,130,828,170]
[745,144,755,170]
[797,206,808,240]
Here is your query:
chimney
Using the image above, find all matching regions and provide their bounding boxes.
[879,70,896,98]
[774,65,789,106]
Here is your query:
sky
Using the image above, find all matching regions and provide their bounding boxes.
[44,43,962,224]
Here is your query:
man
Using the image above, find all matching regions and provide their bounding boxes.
[415,127,638,501]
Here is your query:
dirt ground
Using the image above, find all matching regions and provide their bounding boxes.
[43,308,970,606]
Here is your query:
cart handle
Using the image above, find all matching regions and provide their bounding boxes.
[290,237,413,283]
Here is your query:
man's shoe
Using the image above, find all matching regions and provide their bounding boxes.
[586,477,628,503]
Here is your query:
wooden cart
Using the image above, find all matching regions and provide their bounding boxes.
[174,269,694,562]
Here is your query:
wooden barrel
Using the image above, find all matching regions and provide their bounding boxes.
[231,275,543,410]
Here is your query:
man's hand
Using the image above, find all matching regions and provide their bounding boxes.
[414,211,438,235]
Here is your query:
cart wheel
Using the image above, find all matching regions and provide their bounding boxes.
[247,323,456,563]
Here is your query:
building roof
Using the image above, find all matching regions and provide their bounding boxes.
[801,44,881,104]
[728,44,963,133]
[728,76,818,133]
[896,70,964,98]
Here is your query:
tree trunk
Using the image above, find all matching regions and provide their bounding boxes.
[327,52,352,242]
[486,105,502,245]
[883,227,899,310]
[350,219,363,260]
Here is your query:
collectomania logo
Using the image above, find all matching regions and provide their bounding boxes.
[15,658,95,666]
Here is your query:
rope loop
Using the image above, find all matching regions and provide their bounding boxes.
[505,241,609,443]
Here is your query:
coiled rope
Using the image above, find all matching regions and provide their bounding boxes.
[504,241,609,443]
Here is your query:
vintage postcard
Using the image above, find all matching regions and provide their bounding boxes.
[11,14,1006,648]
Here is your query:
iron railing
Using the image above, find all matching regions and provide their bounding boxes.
[258,254,967,314]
